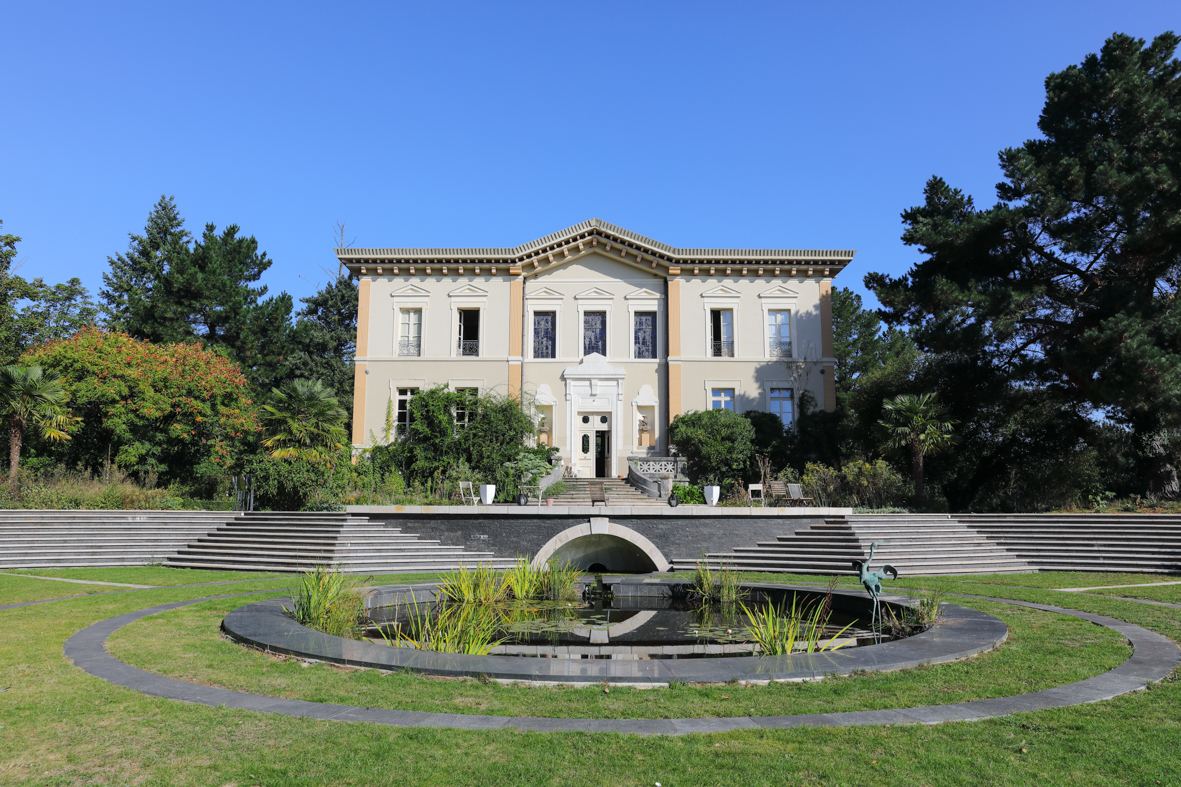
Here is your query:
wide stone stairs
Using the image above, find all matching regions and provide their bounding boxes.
[678,514,1033,576]
[545,478,659,506]
[0,510,236,569]
[164,511,515,574]
[961,513,1181,574]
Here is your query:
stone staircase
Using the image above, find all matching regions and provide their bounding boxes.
[164,511,515,574]
[0,510,236,569]
[678,514,1033,576]
[961,514,1181,574]
[545,478,660,506]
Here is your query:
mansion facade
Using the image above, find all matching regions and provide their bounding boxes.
[339,219,852,479]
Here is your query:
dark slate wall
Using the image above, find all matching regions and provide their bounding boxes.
[367,513,825,567]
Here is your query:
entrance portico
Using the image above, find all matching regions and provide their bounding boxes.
[563,353,624,478]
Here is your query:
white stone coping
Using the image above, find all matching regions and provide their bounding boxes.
[345,504,852,517]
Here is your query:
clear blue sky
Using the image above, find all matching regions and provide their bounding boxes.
[4,1,1177,311]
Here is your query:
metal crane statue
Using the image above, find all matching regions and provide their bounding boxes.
[852,541,898,642]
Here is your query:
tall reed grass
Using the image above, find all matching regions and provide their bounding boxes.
[284,565,367,638]
[740,593,854,655]
[689,559,747,604]
[438,563,508,604]
[391,597,506,655]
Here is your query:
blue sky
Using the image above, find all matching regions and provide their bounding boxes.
[4,1,1178,311]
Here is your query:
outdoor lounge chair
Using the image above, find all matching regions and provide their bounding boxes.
[786,483,813,507]
[588,481,608,507]
[766,480,788,506]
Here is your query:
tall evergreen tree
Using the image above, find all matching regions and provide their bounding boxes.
[0,221,29,365]
[869,32,1181,498]
[100,196,190,335]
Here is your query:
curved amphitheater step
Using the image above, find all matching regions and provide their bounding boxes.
[545,478,660,506]
[164,511,515,574]
[676,514,1034,576]
[0,510,236,569]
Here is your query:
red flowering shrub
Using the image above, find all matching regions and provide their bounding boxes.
[23,328,260,492]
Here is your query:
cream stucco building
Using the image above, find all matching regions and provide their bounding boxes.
[338,219,852,479]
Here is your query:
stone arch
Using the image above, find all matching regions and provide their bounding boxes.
[530,519,671,573]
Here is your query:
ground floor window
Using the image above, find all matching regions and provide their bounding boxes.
[710,388,735,411]
[769,387,793,425]
[454,387,477,429]
[396,387,418,433]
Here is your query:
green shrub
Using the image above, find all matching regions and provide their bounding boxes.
[670,482,704,504]
[668,409,755,485]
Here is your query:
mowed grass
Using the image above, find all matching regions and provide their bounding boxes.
[107,596,1128,719]
[0,567,1178,786]
[0,573,120,604]
[1088,584,1181,604]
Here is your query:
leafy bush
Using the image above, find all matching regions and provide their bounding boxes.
[0,465,183,510]
[669,482,705,504]
[775,460,911,508]
[668,409,755,485]
[23,328,258,494]
[246,449,353,511]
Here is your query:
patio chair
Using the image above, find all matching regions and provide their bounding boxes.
[747,483,764,508]
[458,481,478,506]
[765,480,788,507]
[588,481,608,507]
[786,483,814,507]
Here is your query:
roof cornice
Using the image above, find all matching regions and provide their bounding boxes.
[335,218,855,267]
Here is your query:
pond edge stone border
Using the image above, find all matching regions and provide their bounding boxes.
[62,589,1180,735]
[222,581,1006,686]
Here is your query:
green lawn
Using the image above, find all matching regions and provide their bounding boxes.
[0,573,120,604]
[1,567,1179,786]
[1087,584,1181,604]
[108,596,1127,719]
[8,566,291,586]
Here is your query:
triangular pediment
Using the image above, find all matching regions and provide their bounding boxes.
[525,286,564,300]
[759,284,800,299]
[574,287,615,300]
[624,287,662,300]
[389,284,431,297]
[448,283,489,297]
[701,285,742,298]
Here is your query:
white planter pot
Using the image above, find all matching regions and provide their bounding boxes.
[478,484,496,505]
[704,485,721,506]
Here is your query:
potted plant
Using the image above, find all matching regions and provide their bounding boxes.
[702,477,721,507]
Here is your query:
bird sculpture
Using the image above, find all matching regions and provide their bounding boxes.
[852,541,898,641]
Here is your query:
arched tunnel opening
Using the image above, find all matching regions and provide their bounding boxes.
[548,534,660,574]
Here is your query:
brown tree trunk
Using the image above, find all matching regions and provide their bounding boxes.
[911,438,924,509]
[8,419,23,491]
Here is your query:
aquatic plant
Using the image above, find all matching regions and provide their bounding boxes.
[284,565,367,638]
[881,588,944,639]
[438,562,508,604]
[393,597,506,655]
[689,559,748,604]
[740,593,854,656]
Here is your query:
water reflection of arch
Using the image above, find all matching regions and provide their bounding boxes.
[530,519,671,574]
[569,610,657,642]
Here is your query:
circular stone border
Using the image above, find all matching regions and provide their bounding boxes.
[222,581,1006,686]
[62,588,1180,735]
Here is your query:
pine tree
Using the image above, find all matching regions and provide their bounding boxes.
[285,274,358,418]
[100,195,191,336]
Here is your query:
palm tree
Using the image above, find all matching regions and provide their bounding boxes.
[0,365,73,490]
[877,392,958,508]
[262,378,349,462]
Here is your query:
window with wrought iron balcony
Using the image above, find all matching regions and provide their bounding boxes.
[710,308,734,357]
[398,308,422,356]
[457,309,480,356]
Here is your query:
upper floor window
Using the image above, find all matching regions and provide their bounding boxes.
[399,310,422,357]
[634,312,656,359]
[768,310,791,357]
[769,387,793,425]
[584,311,606,356]
[533,311,556,359]
[710,388,735,411]
[457,309,480,356]
[710,309,734,357]
[396,387,418,433]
